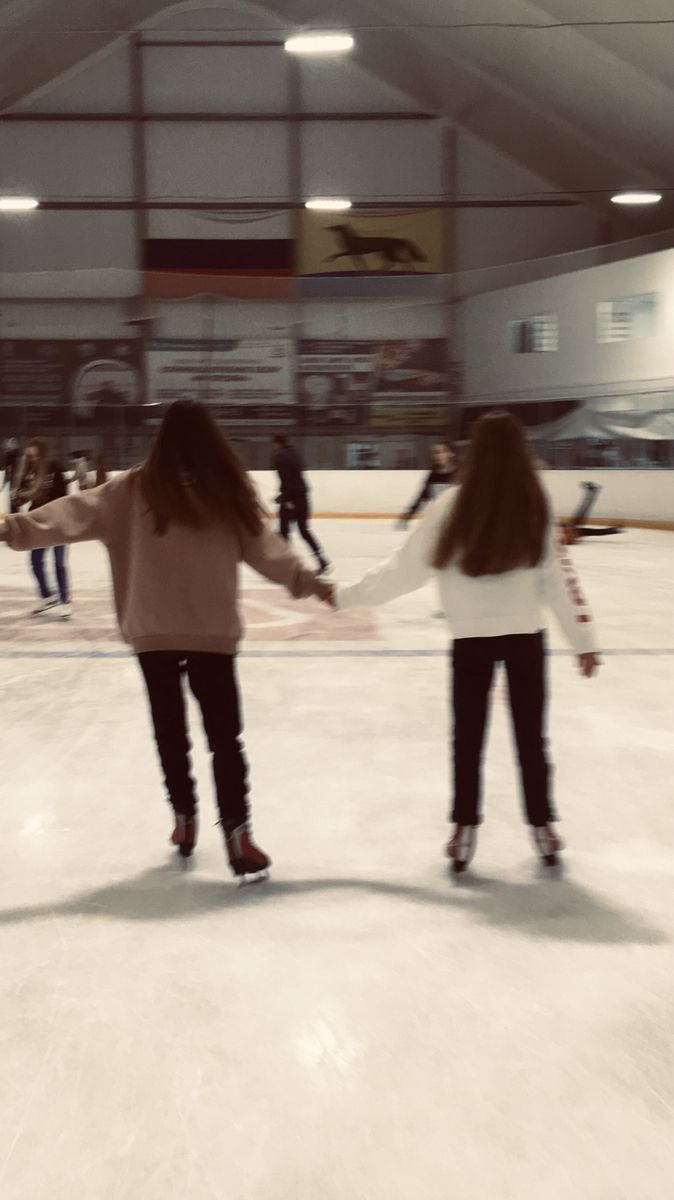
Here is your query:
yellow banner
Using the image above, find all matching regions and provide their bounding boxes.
[299,209,446,276]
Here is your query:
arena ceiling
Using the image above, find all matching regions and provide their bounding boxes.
[1,0,674,229]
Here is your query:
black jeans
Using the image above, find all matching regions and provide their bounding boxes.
[138,651,249,830]
[279,493,324,562]
[451,632,555,827]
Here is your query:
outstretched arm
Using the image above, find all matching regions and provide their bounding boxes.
[0,482,115,550]
[241,525,333,604]
[338,501,444,609]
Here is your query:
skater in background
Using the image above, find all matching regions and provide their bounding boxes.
[3,438,23,513]
[1,402,335,880]
[70,453,93,491]
[560,481,624,545]
[396,441,457,529]
[94,455,108,487]
[338,411,600,875]
[272,434,331,574]
[12,439,71,619]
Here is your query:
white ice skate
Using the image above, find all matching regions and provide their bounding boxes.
[446,825,478,877]
[532,824,564,871]
[31,596,60,617]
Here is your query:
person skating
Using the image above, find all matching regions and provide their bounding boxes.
[94,456,108,487]
[3,438,23,514]
[337,411,600,875]
[12,439,71,619]
[560,481,624,545]
[70,453,94,491]
[1,402,335,880]
[395,441,457,530]
[272,434,330,574]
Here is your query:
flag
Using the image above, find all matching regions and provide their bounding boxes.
[144,210,294,298]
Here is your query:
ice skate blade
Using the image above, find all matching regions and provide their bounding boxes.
[236,869,270,888]
[539,855,564,878]
[174,852,195,872]
[171,837,196,860]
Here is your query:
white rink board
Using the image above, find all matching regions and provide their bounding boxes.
[251,469,674,523]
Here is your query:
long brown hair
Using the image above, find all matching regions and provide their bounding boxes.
[140,401,264,537]
[15,438,50,504]
[433,411,548,575]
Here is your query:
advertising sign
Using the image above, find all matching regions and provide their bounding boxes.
[0,340,142,421]
[147,339,294,424]
[298,340,375,427]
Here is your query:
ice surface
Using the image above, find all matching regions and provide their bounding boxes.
[1,522,673,1199]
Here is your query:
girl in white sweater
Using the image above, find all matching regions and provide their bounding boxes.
[338,411,600,874]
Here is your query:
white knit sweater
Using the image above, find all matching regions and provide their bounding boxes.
[338,490,598,654]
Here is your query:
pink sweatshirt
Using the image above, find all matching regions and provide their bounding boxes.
[3,469,322,654]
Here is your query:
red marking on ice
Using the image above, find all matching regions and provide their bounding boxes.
[0,586,378,644]
[240,589,378,641]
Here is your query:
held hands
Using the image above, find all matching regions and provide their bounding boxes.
[577,652,601,678]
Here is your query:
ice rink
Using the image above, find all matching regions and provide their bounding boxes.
[1,519,673,1200]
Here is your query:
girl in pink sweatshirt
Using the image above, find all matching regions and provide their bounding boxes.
[1,401,333,879]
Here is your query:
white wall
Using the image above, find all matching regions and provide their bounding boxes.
[454,131,602,276]
[0,301,136,337]
[0,212,138,298]
[302,121,444,199]
[143,45,289,113]
[0,123,134,198]
[462,249,674,400]
[146,122,292,201]
[250,470,674,523]
[12,45,131,113]
[0,299,447,340]
[0,39,617,307]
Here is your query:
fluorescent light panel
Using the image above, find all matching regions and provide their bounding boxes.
[0,196,40,211]
[285,33,354,54]
[611,191,662,206]
[305,198,352,211]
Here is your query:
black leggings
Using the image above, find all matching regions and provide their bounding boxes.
[138,651,249,831]
[451,632,556,827]
[279,493,324,562]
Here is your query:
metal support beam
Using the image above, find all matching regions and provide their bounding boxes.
[140,39,284,48]
[444,122,459,443]
[30,199,580,211]
[129,33,149,395]
[287,52,303,424]
[0,111,437,123]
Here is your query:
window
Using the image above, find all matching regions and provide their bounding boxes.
[596,293,657,343]
[510,314,559,354]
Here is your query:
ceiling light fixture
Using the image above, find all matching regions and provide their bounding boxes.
[611,190,662,206]
[285,33,354,55]
[0,196,40,212]
[305,198,353,212]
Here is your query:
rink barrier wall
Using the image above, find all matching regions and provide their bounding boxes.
[1,470,673,529]
[250,470,674,528]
